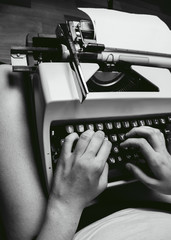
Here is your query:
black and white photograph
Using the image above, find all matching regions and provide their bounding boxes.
[0,0,171,239]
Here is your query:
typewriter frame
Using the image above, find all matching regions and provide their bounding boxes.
[10,19,171,191]
[32,61,171,190]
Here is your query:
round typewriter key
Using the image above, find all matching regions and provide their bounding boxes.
[164,128,171,134]
[138,120,145,126]
[130,120,138,127]
[117,156,122,163]
[153,119,159,125]
[125,154,132,161]
[65,125,74,134]
[76,124,85,133]
[109,134,118,142]
[86,124,94,131]
[105,122,113,130]
[95,123,104,131]
[146,119,153,126]
[118,133,126,142]
[160,118,166,124]
[112,145,119,154]
[114,122,121,129]
[122,121,130,128]
[108,156,116,165]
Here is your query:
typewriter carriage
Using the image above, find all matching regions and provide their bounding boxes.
[12,19,169,97]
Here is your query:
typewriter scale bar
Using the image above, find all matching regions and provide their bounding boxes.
[50,113,171,184]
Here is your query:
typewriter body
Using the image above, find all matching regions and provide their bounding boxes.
[11,19,171,191]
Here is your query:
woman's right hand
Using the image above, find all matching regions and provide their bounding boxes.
[120,126,171,195]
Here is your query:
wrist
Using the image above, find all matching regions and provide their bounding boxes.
[47,193,84,218]
[35,194,84,240]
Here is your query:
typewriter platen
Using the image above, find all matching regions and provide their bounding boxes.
[11,19,171,191]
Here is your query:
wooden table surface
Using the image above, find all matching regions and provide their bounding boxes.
[0,0,171,64]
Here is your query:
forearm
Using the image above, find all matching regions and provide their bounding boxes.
[36,130,111,240]
[36,197,83,240]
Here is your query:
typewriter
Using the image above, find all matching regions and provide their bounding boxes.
[11,18,171,191]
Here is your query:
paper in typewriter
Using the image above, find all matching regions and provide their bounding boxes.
[79,8,171,54]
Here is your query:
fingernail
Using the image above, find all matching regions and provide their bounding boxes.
[125,133,129,138]
[126,164,132,171]
[97,131,105,137]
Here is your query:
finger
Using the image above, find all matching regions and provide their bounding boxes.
[98,163,109,194]
[85,131,105,157]
[74,130,95,156]
[126,163,159,190]
[60,132,79,157]
[96,139,112,168]
[126,126,165,151]
[120,138,158,169]
[56,133,79,172]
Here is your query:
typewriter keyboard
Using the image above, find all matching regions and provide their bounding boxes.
[50,113,171,183]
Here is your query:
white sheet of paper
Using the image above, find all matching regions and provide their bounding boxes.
[79,8,171,54]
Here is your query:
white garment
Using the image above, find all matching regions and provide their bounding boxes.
[74,208,171,240]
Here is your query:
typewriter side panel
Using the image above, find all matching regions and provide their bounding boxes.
[33,71,51,188]
[33,63,81,190]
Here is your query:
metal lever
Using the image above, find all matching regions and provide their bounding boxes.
[57,24,89,103]
[68,38,89,102]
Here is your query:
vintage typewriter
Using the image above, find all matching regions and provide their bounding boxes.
[11,18,171,191]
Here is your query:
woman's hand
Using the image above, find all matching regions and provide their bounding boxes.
[120,126,171,195]
[50,130,112,210]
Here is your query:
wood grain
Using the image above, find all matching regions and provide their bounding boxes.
[0,0,171,64]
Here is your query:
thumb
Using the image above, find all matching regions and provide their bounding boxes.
[126,163,158,190]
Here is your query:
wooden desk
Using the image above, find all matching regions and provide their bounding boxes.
[0,0,31,7]
[0,0,171,64]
